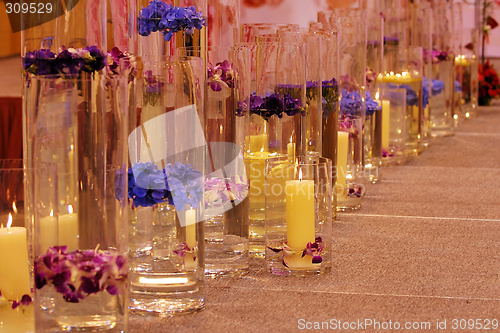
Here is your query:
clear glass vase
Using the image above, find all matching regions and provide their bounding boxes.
[245,37,306,257]
[24,72,130,331]
[265,155,332,276]
[203,46,250,277]
[127,56,206,314]
[330,8,367,211]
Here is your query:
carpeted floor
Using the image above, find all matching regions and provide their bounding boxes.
[130,105,500,332]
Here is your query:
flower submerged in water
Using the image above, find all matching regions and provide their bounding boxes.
[128,161,203,210]
[207,60,235,92]
[34,246,127,303]
[268,237,324,268]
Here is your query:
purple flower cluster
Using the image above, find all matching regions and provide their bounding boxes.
[239,92,302,121]
[129,161,203,210]
[423,49,452,64]
[23,46,107,77]
[204,175,248,208]
[207,60,235,92]
[138,0,206,42]
[340,89,364,115]
[34,246,127,303]
[107,47,136,81]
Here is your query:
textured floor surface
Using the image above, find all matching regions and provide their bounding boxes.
[128,106,500,332]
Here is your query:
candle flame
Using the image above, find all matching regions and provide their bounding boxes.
[298,168,303,181]
[68,205,73,214]
[375,92,379,100]
[12,202,18,214]
[49,209,54,217]
[7,213,12,229]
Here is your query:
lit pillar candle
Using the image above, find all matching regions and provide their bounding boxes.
[0,214,31,301]
[246,151,272,204]
[185,209,196,249]
[184,209,197,270]
[285,174,315,249]
[376,100,391,150]
[336,131,349,198]
[58,206,79,251]
[38,211,58,254]
[287,142,295,158]
[248,133,268,153]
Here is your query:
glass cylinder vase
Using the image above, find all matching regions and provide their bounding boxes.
[330,8,367,211]
[127,56,206,314]
[244,37,307,257]
[265,155,332,276]
[24,71,130,331]
[203,46,251,277]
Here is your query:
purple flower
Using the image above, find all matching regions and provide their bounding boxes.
[204,176,248,208]
[207,60,235,91]
[11,294,32,309]
[34,247,128,303]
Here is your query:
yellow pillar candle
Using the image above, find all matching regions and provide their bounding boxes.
[38,213,58,254]
[285,178,315,249]
[184,209,197,270]
[185,209,196,249]
[58,211,79,251]
[248,133,268,153]
[0,215,31,301]
[287,142,295,158]
[380,100,391,150]
[246,151,272,204]
[336,131,349,198]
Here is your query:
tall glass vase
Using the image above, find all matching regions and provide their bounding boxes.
[203,46,250,277]
[245,37,306,257]
[24,71,129,331]
[330,8,367,211]
[429,0,455,136]
[127,56,206,314]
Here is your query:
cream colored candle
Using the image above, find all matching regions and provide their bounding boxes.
[287,142,295,158]
[38,212,58,253]
[58,206,79,251]
[380,100,391,150]
[184,209,197,270]
[285,177,315,250]
[246,151,272,204]
[248,133,268,152]
[336,131,349,198]
[185,209,196,249]
[0,215,31,301]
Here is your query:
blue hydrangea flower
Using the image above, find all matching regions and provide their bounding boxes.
[340,89,364,115]
[365,91,381,117]
[431,79,445,96]
[138,1,206,42]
